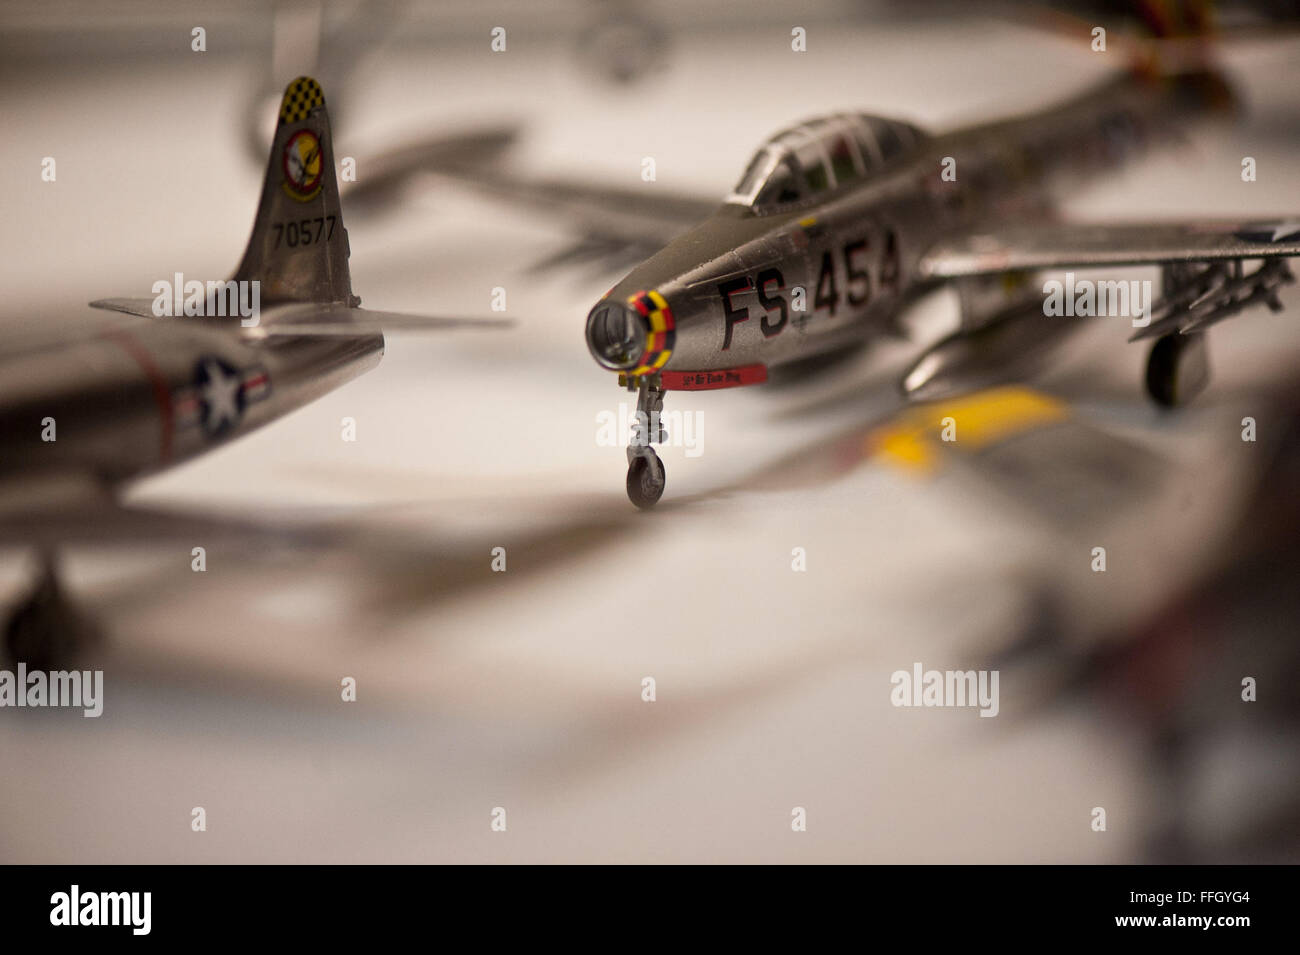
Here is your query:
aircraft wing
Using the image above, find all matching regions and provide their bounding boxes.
[255,304,514,337]
[918,218,1300,345]
[337,126,522,215]
[917,219,1300,279]
[0,471,337,549]
[439,169,720,243]
[900,218,1300,401]
[86,300,514,337]
[413,162,721,270]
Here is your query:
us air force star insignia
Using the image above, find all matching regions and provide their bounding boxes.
[282,129,323,202]
[197,359,243,436]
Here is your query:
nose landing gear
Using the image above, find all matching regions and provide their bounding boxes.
[625,376,667,509]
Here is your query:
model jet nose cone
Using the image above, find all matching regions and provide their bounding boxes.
[586,299,644,371]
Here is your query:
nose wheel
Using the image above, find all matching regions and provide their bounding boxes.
[624,375,667,509]
[627,447,666,509]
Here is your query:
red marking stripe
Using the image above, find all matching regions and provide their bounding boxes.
[662,365,767,391]
[102,328,174,463]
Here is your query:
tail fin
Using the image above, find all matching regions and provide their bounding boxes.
[232,76,358,307]
[93,74,515,338]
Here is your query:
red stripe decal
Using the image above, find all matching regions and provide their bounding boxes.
[102,328,173,463]
[661,365,768,390]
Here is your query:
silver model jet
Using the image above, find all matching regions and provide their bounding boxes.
[0,76,506,664]
[571,64,1300,507]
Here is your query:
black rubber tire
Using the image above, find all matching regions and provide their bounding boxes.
[1145,334,1181,407]
[1146,332,1209,408]
[626,452,666,509]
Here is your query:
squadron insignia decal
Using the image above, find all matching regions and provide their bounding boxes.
[282,129,324,202]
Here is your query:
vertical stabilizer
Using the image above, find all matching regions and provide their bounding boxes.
[232,76,357,306]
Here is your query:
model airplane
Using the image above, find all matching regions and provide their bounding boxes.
[0,76,507,664]
[565,64,1300,507]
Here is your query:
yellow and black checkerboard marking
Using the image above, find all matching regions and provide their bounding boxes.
[279,76,325,126]
[627,290,675,377]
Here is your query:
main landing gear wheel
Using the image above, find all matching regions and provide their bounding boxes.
[626,449,666,510]
[1145,331,1210,408]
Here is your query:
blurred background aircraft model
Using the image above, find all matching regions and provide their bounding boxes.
[0,0,1298,864]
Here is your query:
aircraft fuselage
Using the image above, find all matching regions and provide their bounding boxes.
[0,314,383,487]
[587,69,1233,387]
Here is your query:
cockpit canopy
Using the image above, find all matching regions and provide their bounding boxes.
[726,113,926,213]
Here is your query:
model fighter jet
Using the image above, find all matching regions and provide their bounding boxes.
[0,77,506,664]
[576,63,1300,507]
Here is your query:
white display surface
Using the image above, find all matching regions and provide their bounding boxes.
[0,7,1296,862]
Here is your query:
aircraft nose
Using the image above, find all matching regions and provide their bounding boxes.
[585,290,676,375]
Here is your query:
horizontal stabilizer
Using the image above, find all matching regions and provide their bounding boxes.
[88,298,513,336]
[88,297,158,319]
[259,304,513,337]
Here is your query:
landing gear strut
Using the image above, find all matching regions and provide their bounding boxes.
[3,554,98,670]
[625,376,667,509]
[1140,256,1295,407]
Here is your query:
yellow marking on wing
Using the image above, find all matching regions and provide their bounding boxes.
[868,386,1067,475]
[936,386,1067,450]
[874,431,936,473]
